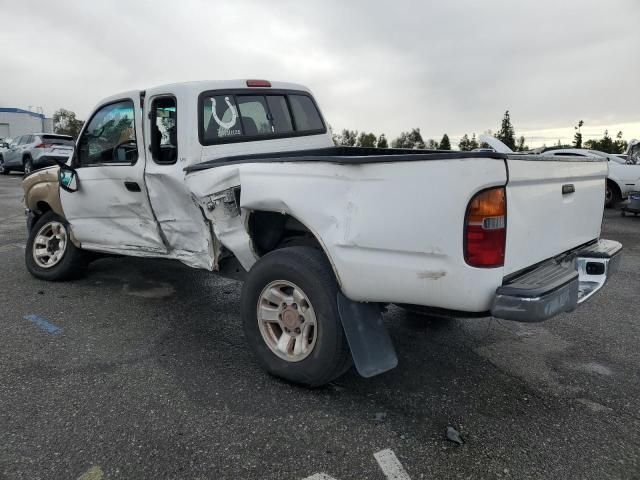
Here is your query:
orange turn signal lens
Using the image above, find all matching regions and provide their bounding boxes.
[464,187,506,267]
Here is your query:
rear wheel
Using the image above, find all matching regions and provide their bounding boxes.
[241,247,352,387]
[605,181,621,208]
[25,211,88,281]
[23,157,33,176]
[0,155,8,175]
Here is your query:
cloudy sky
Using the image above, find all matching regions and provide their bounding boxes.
[1,0,638,147]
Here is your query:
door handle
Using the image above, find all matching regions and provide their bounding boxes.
[124,181,141,192]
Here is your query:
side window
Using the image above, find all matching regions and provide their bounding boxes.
[288,95,324,132]
[150,96,178,164]
[77,100,137,166]
[18,136,28,145]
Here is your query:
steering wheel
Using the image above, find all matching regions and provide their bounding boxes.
[112,139,138,162]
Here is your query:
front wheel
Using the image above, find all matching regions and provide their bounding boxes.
[241,247,352,387]
[25,211,88,281]
[605,182,621,208]
[0,156,8,175]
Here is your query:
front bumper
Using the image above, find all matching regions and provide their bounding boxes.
[491,239,622,322]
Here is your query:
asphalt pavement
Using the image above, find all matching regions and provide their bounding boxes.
[0,172,638,479]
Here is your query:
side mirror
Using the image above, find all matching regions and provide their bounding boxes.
[58,164,79,193]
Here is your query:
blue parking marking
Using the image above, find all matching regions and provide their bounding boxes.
[24,314,62,335]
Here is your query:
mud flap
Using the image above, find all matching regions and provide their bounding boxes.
[337,292,398,378]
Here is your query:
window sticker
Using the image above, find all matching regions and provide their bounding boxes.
[211,96,238,131]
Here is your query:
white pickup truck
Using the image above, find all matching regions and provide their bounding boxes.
[22,79,621,386]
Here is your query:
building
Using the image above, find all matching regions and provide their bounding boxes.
[0,108,54,140]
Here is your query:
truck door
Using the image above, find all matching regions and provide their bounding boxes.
[141,92,216,270]
[59,94,168,256]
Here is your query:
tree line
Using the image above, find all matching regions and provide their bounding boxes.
[52,106,631,155]
[332,111,630,154]
[572,120,628,154]
[332,110,525,151]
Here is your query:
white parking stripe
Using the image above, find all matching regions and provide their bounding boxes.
[302,474,339,480]
[374,449,412,480]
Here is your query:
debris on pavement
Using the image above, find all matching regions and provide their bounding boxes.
[374,412,387,422]
[446,426,464,445]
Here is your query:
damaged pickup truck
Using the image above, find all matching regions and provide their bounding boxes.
[23,79,622,386]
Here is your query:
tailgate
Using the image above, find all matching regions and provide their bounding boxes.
[504,155,607,275]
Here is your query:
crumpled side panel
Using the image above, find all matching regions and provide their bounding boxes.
[186,159,508,312]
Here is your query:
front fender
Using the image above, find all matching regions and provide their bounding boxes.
[22,166,65,217]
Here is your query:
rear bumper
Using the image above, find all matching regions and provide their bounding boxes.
[491,239,622,322]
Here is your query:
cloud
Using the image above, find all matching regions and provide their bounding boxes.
[1,0,638,146]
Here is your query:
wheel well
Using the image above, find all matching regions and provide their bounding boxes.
[248,211,323,256]
[35,201,52,215]
[23,154,32,164]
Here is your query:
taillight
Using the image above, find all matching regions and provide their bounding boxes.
[464,187,506,267]
[34,143,51,149]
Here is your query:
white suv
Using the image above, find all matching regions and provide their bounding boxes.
[0,133,74,175]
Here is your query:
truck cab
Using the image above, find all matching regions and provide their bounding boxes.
[53,80,332,268]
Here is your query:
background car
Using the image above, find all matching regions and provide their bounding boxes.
[540,147,640,207]
[0,133,74,175]
[0,139,11,174]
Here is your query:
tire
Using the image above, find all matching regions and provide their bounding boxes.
[241,247,352,387]
[23,157,33,176]
[25,211,88,281]
[605,181,621,208]
[0,155,8,175]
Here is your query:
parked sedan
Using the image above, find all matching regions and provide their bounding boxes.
[540,147,640,207]
[0,133,74,175]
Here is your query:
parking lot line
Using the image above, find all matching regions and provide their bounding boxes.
[302,449,412,480]
[374,449,412,480]
[76,465,103,480]
[23,314,62,335]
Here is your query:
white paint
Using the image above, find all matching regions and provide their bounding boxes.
[56,79,609,315]
[374,449,412,480]
[188,157,508,311]
[504,156,606,275]
[541,148,640,200]
[302,475,339,480]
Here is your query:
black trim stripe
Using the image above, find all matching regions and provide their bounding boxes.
[185,147,508,173]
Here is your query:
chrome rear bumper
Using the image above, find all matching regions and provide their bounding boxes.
[491,239,622,322]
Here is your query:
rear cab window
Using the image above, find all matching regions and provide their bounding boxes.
[199,90,325,145]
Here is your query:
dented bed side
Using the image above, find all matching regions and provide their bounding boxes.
[185,157,509,312]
